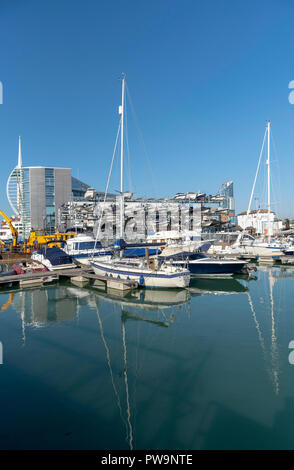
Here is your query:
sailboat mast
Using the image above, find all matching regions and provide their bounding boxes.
[119,75,126,239]
[120,76,125,194]
[267,121,271,243]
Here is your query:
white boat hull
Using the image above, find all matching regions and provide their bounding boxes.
[91,261,190,288]
[70,254,111,266]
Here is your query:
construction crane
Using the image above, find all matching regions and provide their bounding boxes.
[0,210,18,247]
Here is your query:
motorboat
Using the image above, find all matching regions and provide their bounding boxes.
[12,261,58,283]
[31,247,77,271]
[160,250,248,277]
[12,261,48,274]
[173,193,186,200]
[62,234,112,265]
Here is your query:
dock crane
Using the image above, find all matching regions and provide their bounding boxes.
[0,210,18,248]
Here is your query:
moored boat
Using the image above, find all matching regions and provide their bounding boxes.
[62,234,112,265]
[161,251,248,277]
[91,257,190,288]
[90,75,190,289]
[31,247,77,271]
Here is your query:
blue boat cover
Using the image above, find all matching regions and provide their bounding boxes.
[122,248,161,258]
[38,247,74,265]
[160,251,208,261]
[108,239,163,250]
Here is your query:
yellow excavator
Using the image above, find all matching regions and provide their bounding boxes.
[0,209,76,253]
[0,210,18,248]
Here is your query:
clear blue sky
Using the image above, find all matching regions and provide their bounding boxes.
[0,0,294,218]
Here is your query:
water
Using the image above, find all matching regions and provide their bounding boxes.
[0,266,294,450]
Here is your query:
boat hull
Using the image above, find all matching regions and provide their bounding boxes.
[174,259,247,277]
[70,253,111,266]
[91,261,190,288]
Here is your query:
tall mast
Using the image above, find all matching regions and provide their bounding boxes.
[266,121,271,243]
[120,75,125,194]
[119,75,126,239]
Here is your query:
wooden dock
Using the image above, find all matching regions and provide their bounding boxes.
[0,267,138,291]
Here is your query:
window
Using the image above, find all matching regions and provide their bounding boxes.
[79,241,96,250]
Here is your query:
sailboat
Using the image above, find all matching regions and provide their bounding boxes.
[90,76,190,288]
[219,122,286,259]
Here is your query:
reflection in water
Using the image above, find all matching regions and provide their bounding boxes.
[0,293,14,312]
[95,302,128,444]
[94,287,190,310]
[13,287,78,326]
[1,266,294,449]
[247,267,281,395]
[189,277,248,296]
[93,288,192,450]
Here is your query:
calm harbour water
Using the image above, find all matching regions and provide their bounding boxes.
[0,265,294,450]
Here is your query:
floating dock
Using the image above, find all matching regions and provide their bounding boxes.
[0,267,138,291]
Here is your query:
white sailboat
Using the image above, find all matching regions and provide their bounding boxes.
[214,122,286,259]
[90,76,190,288]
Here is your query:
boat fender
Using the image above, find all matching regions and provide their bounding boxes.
[139,275,144,286]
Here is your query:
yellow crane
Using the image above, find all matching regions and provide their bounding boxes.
[0,210,18,247]
[24,230,76,251]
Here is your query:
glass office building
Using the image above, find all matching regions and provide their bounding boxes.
[218,180,236,224]
[218,181,234,210]
[7,166,72,239]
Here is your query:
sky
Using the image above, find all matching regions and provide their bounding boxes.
[0,0,294,218]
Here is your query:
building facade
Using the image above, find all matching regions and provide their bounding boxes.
[237,209,283,235]
[22,167,72,237]
[8,165,72,238]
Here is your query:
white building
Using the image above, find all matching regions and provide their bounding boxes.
[237,209,283,235]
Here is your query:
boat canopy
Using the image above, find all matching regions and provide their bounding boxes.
[38,247,74,266]
[122,248,161,258]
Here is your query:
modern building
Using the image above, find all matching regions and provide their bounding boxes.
[57,181,236,238]
[6,137,117,238]
[7,138,72,238]
[218,181,234,211]
[6,138,237,240]
[72,177,90,200]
